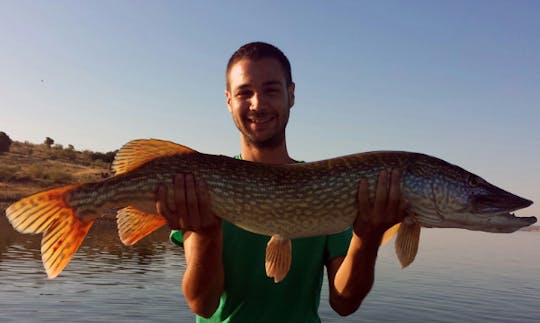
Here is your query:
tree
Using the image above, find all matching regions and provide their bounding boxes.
[0,131,13,153]
[44,137,54,148]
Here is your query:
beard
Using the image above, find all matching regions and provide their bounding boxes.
[232,95,293,149]
[235,109,290,149]
[244,125,287,149]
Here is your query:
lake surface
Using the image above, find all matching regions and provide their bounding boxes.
[1,216,539,322]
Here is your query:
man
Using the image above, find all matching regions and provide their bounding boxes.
[156,42,408,322]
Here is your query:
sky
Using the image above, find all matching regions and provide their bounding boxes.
[0,0,538,218]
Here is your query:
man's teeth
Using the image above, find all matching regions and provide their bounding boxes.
[249,117,272,123]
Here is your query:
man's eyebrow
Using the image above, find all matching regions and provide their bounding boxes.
[235,84,250,91]
[262,80,282,86]
[234,80,282,91]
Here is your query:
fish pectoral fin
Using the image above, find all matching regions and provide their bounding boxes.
[381,223,401,245]
[265,235,292,283]
[395,217,421,268]
[112,139,197,175]
[116,206,167,246]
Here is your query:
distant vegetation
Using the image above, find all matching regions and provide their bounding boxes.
[0,132,12,154]
[0,134,116,208]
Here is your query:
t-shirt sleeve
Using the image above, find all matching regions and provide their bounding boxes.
[324,227,353,261]
[170,230,184,247]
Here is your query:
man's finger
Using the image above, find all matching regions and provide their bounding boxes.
[373,170,388,213]
[174,174,188,229]
[197,178,215,227]
[357,178,370,220]
[156,184,178,229]
[389,168,401,202]
[385,168,401,219]
[185,174,201,230]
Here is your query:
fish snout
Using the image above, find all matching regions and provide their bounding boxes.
[472,191,533,214]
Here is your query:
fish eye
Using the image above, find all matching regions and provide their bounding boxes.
[468,175,483,187]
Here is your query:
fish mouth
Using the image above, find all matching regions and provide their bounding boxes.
[475,211,537,233]
[473,193,533,214]
[470,192,535,232]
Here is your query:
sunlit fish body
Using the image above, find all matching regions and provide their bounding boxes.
[5,139,535,281]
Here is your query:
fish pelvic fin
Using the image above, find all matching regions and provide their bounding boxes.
[116,206,167,246]
[112,139,197,175]
[395,217,421,268]
[265,235,292,283]
[381,223,401,245]
[5,184,94,279]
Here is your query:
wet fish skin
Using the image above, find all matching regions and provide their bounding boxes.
[69,149,533,237]
[4,139,535,279]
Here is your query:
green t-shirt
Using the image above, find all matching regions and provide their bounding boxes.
[170,155,353,322]
[171,224,352,323]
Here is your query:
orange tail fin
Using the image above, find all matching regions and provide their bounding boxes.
[5,184,94,279]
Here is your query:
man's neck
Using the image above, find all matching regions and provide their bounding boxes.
[240,140,295,164]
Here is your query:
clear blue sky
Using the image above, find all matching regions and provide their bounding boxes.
[1,0,538,218]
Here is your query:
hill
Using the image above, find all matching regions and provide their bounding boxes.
[0,140,113,210]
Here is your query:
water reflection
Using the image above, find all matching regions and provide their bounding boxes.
[1,210,540,322]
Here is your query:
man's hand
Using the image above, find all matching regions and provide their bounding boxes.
[355,168,409,238]
[328,168,410,316]
[156,173,221,232]
[156,173,223,317]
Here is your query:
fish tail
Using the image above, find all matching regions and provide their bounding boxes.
[5,184,94,279]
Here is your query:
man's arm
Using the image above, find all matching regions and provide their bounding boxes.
[156,174,224,318]
[326,169,408,316]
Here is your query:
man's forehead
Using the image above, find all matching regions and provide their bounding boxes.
[228,58,286,86]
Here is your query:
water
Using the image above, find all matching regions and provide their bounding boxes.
[1,216,539,322]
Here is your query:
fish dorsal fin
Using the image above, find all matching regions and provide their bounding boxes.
[395,217,421,268]
[265,235,292,283]
[112,139,197,175]
[381,223,401,245]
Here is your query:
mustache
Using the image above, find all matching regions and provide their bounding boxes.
[246,112,274,119]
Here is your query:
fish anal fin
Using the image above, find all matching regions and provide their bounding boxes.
[112,139,197,175]
[381,223,400,245]
[395,217,421,268]
[117,206,166,246]
[265,235,292,283]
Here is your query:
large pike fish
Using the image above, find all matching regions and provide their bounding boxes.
[5,139,536,281]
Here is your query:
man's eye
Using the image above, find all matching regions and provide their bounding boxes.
[237,91,252,97]
[266,88,280,94]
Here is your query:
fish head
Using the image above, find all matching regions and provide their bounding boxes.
[403,154,536,233]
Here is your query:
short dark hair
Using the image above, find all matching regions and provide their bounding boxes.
[226,41,293,88]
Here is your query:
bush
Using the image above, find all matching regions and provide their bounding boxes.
[89,150,117,164]
[0,165,19,181]
[47,170,74,184]
[0,131,13,153]
[27,165,74,184]
[44,137,54,148]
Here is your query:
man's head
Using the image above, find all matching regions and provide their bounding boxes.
[225,42,295,149]
[226,42,293,90]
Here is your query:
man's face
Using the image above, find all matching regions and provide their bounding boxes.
[225,58,295,148]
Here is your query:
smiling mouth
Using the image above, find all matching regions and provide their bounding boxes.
[247,115,275,125]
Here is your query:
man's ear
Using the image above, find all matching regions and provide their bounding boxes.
[225,89,233,113]
[288,82,295,108]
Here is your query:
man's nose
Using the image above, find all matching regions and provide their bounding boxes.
[249,93,267,111]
